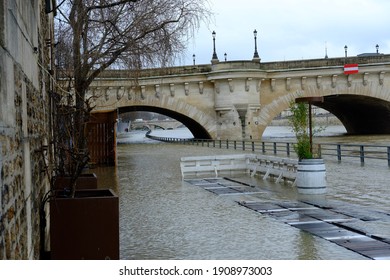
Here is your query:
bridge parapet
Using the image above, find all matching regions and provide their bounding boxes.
[260,54,390,70]
[96,55,390,79]
[87,54,390,139]
[95,64,212,79]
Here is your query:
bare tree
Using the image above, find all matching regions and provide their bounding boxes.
[53,0,211,195]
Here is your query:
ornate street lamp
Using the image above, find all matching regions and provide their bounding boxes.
[344,45,348,58]
[253,29,260,61]
[211,31,218,62]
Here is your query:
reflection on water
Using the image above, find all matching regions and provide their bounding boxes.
[297,232,319,260]
[92,126,389,260]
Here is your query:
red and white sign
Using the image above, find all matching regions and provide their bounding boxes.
[344,64,359,74]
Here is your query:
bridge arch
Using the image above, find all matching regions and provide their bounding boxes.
[258,84,390,135]
[118,104,213,139]
[151,124,166,130]
[316,95,390,134]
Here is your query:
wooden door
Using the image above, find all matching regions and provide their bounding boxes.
[87,111,117,166]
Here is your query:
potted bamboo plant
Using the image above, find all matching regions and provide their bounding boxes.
[289,96,327,195]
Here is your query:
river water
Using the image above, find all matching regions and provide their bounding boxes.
[94,127,390,260]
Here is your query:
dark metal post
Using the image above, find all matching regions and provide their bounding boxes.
[309,103,313,155]
[387,147,390,167]
[317,144,322,158]
[337,144,341,161]
[211,31,218,62]
[295,96,324,156]
[253,29,260,61]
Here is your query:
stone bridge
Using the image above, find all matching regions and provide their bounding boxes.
[89,55,390,140]
[129,119,183,131]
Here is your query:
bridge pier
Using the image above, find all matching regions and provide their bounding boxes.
[215,105,262,140]
[238,111,246,139]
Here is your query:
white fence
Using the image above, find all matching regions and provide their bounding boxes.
[180,154,298,184]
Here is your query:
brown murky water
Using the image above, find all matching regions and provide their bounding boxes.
[94,128,390,259]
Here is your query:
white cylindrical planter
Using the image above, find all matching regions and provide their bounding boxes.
[296,158,326,194]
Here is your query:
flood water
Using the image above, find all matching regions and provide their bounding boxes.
[94,127,390,260]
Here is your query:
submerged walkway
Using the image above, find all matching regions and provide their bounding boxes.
[184,177,390,260]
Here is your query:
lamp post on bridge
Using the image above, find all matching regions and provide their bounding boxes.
[252,29,260,62]
[211,31,219,64]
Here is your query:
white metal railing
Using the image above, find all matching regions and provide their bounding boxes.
[180,154,298,184]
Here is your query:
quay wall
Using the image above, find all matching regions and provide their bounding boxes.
[0,0,53,259]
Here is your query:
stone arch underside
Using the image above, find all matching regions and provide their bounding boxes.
[259,93,390,136]
[316,95,390,134]
[118,105,213,139]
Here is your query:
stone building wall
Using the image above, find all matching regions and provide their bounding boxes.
[0,0,54,259]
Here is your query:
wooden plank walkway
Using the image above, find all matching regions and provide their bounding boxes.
[184,177,390,260]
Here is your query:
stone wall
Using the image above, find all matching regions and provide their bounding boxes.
[0,0,53,259]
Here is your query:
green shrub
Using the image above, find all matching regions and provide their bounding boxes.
[288,100,323,160]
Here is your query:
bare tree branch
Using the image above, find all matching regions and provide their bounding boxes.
[52,0,212,192]
[87,0,138,11]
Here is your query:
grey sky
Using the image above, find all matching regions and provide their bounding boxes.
[179,0,390,65]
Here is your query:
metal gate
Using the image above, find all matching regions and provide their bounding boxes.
[87,111,117,166]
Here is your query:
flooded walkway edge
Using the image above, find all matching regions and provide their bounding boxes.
[184,177,390,260]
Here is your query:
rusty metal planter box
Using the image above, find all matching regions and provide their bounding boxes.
[50,189,119,260]
[53,173,98,190]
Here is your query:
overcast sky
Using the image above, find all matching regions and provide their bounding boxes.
[178,0,390,65]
